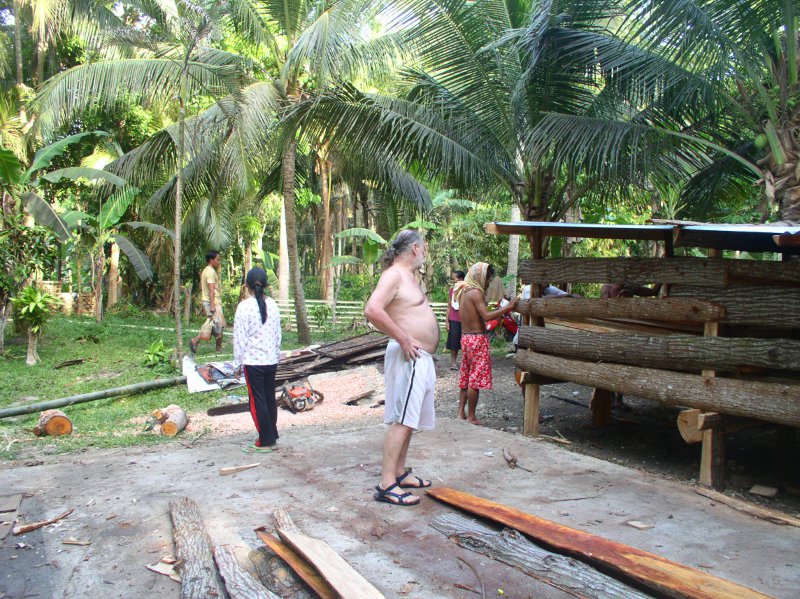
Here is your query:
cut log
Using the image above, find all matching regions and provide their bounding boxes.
[213,544,281,599]
[33,409,73,436]
[516,350,800,428]
[517,297,725,323]
[272,508,384,599]
[160,405,188,437]
[427,487,770,599]
[169,497,226,599]
[519,257,800,287]
[13,508,73,535]
[430,513,650,599]
[694,488,800,527]
[517,327,800,372]
[677,410,705,444]
[255,528,337,599]
[669,285,800,327]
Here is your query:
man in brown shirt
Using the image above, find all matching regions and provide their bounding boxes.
[190,250,225,354]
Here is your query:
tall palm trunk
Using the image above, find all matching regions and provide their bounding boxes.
[506,203,521,295]
[173,70,187,359]
[12,0,26,122]
[282,138,311,344]
[93,249,104,323]
[278,203,289,301]
[26,329,39,366]
[107,241,120,307]
[318,150,333,301]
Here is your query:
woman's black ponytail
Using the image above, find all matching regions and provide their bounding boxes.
[245,268,269,324]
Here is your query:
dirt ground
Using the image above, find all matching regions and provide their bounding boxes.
[2,354,800,598]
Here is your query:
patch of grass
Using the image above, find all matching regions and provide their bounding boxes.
[0,313,309,459]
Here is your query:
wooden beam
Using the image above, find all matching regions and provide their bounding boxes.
[517,297,726,323]
[517,327,800,372]
[255,529,337,599]
[426,487,771,599]
[273,509,384,599]
[519,257,800,287]
[515,350,800,427]
[590,389,614,427]
[484,221,674,242]
[699,427,726,490]
[669,285,800,327]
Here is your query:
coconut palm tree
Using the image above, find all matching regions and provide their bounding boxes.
[32,0,252,355]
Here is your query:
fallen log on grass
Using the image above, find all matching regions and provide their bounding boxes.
[430,513,650,599]
[33,409,73,436]
[427,487,770,599]
[0,376,187,419]
[169,497,226,599]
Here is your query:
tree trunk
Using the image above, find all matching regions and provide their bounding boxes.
[12,0,25,123]
[516,350,800,427]
[173,70,187,360]
[0,299,9,353]
[33,409,73,436]
[76,246,83,316]
[244,243,252,275]
[169,497,227,599]
[107,241,120,307]
[278,203,289,302]
[159,405,188,437]
[518,326,800,372]
[319,153,333,302]
[282,138,312,344]
[93,250,105,323]
[35,33,46,85]
[26,329,39,366]
[214,544,281,599]
[506,202,521,295]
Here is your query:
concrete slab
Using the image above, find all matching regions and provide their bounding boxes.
[1,419,797,598]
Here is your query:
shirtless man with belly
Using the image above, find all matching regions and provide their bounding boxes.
[365,230,440,506]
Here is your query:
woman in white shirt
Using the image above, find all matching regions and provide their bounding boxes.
[234,268,282,453]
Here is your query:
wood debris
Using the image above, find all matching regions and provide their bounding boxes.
[748,485,778,498]
[146,560,182,583]
[255,528,337,599]
[208,332,389,416]
[625,520,654,531]
[695,487,800,527]
[13,508,74,535]
[62,538,91,546]
[219,463,261,476]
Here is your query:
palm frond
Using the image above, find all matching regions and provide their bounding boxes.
[114,233,154,281]
[22,192,73,242]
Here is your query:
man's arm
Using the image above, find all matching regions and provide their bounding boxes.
[207,273,217,310]
[467,290,518,322]
[364,269,418,360]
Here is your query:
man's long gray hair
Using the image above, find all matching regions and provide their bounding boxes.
[381,229,424,269]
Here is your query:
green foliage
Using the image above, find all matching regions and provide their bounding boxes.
[310,303,332,328]
[0,215,58,304]
[143,339,173,368]
[12,287,61,334]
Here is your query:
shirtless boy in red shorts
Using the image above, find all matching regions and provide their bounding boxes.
[454,263,518,424]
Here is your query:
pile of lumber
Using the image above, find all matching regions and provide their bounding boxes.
[162,497,382,598]
[208,332,388,416]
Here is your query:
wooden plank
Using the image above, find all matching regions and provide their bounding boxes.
[427,488,770,599]
[518,297,726,323]
[515,350,800,427]
[520,257,800,287]
[669,285,800,327]
[694,488,800,527]
[522,384,540,436]
[430,513,651,599]
[517,327,800,372]
[273,509,384,599]
[255,529,336,599]
[485,221,675,242]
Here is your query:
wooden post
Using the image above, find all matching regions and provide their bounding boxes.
[590,389,613,427]
[183,282,193,325]
[523,384,540,436]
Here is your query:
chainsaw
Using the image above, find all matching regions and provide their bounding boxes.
[278,383,324,413]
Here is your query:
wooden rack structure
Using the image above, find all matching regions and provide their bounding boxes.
[488,221,800,489]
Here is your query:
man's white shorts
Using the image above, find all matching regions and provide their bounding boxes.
[383,340,436,430]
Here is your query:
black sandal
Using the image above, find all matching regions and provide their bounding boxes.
[396,470,432,489]
[373,482,420,506]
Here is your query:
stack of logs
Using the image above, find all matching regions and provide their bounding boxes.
[514,256,800,489]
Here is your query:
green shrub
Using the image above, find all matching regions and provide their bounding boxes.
[144,339,173,368]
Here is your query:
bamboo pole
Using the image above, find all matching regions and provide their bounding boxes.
[0,376,187,419]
